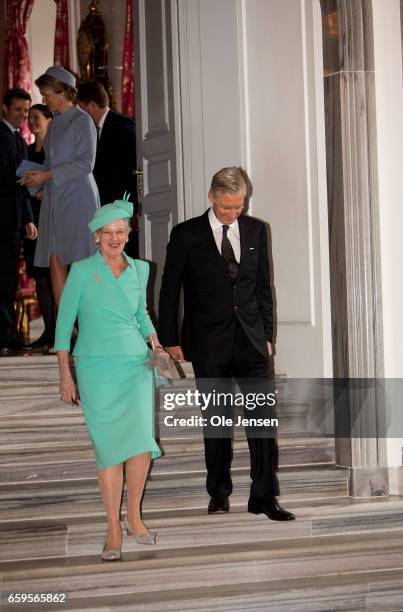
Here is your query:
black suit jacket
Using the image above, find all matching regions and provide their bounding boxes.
[94,110,137,206]
[158,210,273,361]
[0,121,33,229]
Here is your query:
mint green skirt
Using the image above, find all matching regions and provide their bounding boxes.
[75,356,161,470]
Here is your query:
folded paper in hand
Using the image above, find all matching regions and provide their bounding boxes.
[16,159,45,197]
[154,359,179,388]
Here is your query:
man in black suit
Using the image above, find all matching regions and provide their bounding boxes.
[159,167,294,521]
[76,80,138,257]
[0,88,37,350]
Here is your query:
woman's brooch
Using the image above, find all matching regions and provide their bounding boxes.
[94,273,101,284]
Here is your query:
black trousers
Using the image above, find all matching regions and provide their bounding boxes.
[192,320,279,500]
[0,228,21,344]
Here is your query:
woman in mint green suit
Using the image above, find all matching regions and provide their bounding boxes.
[55,196,167,561]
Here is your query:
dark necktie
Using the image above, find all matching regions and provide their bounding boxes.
[14,130,25,158]
[221,225,239,281]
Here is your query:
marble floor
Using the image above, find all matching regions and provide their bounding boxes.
[0,356,403,611]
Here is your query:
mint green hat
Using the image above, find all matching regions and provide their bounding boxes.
[89,193,133,232]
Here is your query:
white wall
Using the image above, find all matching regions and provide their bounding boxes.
[27,0,57,103]
[178,0,243,219]
[372,0,403,474]
[178,0,332,377]
[238,0,332,377]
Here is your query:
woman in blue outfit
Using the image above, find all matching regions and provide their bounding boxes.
[21,66,100,306]
[54,196,167,561]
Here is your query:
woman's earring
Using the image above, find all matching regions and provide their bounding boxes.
[95,237,99,244]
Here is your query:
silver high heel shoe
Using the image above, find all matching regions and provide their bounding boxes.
[101,542,121,561]
[123,517,156,544]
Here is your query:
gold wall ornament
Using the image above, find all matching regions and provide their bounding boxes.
[77,0,113,101]
[14,248,40,344]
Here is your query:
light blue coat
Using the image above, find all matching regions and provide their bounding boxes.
[34,106,100,267]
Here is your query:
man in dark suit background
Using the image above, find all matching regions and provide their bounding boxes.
[0,88,37,350]
[76,80,138,258]
[159,167,294,521]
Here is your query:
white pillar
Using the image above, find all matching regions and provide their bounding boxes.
[372,0,403,492]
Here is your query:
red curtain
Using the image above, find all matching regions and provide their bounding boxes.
[54,0,70,68]
[3,0,35,93]
[122,0,135,117]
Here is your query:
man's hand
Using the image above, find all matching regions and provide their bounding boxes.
[164,345,185,361]
[25,223,37,240]
[267,341,273,357]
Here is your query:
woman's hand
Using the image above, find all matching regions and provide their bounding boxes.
[18,170,51,188]
[57,351,77,405]
[144,347,172,377]
[59,371,77,405]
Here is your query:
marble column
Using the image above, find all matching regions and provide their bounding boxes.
[401,0,403,75]
[319,0,388,496]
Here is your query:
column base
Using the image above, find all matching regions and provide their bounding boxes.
[348,466,389,497]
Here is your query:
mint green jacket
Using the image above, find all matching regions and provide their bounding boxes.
[54,251,156,357]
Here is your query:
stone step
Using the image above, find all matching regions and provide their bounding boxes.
[0,396,82,419]
[0,401,315,455]
[0,447,94,466]
[54,570,403,611]
[0,393,303,420]
[1,530,403,610]
[0,423,91,456]
[157,400,312,437]
[0,383,60,399]
[0,433,320,473]
[0,354,286,388]
[1,497,402,565]
[0,404,309,429]
[0,437,335,468]
[0,466,349,525]
[0,354,58,373]
[159,436,336,467]
[0,354,286,401]
[0,438,335,477]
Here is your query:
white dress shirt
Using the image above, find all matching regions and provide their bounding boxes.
[2,119,18,133]
[208,207,241,263]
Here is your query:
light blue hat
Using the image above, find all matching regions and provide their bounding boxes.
[45,66,76,88]
[88,193,133,233]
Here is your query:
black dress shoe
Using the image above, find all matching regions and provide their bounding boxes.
[0,338,24,351]
[208,496,230,513]
[248,497,295,521]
